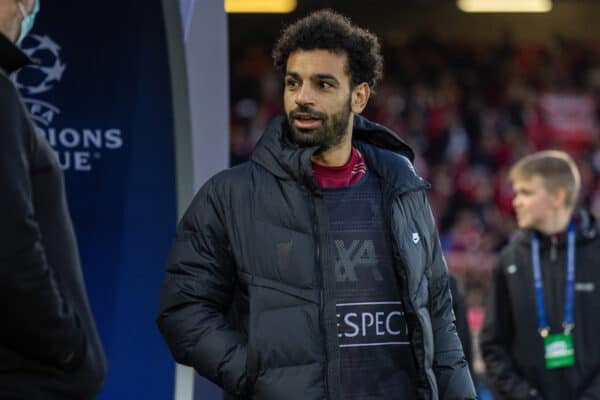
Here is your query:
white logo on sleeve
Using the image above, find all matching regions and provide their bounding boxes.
[507,264,518,274]
[412,233,420,244]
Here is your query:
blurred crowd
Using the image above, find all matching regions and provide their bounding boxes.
[228,33,600,377]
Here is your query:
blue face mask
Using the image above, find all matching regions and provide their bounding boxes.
[16,0,39,46]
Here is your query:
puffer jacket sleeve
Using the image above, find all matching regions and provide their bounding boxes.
[449,275,473,373]
[421,193,477,399]
[579,374,600,399]
[0,74,85,369]
[480,258,540,400]
[156,178,249,397]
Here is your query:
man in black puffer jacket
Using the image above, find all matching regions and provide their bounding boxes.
[481,150,600,400]
[0,1,106,398]
[157,10,475,400]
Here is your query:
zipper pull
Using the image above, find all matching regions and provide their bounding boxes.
[550,236,557,262]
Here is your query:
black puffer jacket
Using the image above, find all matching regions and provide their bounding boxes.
[157,116,476,400]
[481,210,600,400]
[0,33,106,399]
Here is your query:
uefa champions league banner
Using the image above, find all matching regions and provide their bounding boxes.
[13,1,177,399]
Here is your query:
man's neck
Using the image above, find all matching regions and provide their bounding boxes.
[311,127,353,167]
[537,208,573,236]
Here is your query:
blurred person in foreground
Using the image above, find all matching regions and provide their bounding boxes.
[0,0,106,398]
[481,150,600,399]
[157,9,475,400]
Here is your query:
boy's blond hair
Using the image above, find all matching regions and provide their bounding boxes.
[509,150,581,210]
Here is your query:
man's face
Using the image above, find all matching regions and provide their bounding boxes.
[512,175,563,230]
[284,49,354,149]
[0,0,35,42]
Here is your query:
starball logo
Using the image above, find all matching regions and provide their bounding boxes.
[12,34,124,172]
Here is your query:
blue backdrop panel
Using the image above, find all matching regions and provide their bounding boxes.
[14,1,177,398]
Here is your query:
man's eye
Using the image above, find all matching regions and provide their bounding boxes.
[286,80,299,88]
[319,81,332,89]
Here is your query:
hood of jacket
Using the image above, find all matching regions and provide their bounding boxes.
[251,114,426,194]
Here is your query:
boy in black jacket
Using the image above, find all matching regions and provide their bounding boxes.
[481,150,600,400]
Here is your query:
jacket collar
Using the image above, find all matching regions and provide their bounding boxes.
[515,209,599,247]
[0,32,32,74]
[251,114,426,194]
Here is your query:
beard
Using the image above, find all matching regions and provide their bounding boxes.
[286,97,352,150]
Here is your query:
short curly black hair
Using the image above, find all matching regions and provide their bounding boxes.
[272,9,383,90]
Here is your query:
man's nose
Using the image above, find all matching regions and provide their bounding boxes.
[295,84,315,106]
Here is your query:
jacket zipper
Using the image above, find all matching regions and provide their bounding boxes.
[549,236,568,397]
[550,236,558,262]
[310,194,331,399]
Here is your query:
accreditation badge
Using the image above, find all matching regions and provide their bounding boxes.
[544,333,575,369]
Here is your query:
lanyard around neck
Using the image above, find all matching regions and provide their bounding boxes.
[531,221,576,338]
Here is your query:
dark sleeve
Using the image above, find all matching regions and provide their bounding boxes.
[579,373,600,400]
[0,75,84,368]
[156,178,249,397]
[420,193,477,400]
[480,258,538,400]
[449,275,473,371]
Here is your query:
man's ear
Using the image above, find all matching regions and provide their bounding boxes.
[351,82,370,114]
[552,187,568,209]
